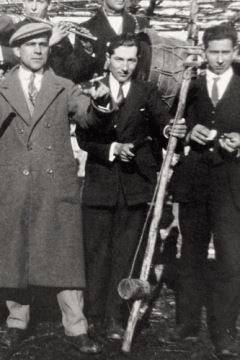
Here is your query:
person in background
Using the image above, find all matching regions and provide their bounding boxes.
[76,33,186,340]
[170,24,240,359]
[0,15,18,80]
[0,21,110,358]
[22,0,74,77]
[0,0,73,77]
[65,0,149,84]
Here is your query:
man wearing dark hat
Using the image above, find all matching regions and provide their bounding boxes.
[0,21,109,356]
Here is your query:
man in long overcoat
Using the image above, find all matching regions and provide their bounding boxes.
[170,24,240,359]
[0,21,110,356]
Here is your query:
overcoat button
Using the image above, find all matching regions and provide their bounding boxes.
[23,170,29,176]
[114,124,117,128]
[47,169,53,174]
[19,129,24,134]
[46,145,52,150]
[46,123,51,128]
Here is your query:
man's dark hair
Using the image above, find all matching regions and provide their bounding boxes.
[107,33,140,56]
[203,24,238,49]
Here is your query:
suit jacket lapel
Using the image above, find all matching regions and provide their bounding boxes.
[122,11,135,33]
[0,66,32,125]
[219,74,240,103]
[95,9,118,39]
[117,81,145,133]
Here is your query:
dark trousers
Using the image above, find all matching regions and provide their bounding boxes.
[178,201,213,331]
[209,174,240,339]
[82,190,147,321]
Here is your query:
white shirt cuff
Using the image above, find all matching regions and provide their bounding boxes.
[109,142,117,161]
[163,125,170,138]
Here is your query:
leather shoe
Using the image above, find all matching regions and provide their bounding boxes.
[169,325,199,342]
[0,328,26,349]
[105,317,124,340]
[215,333,240,359]
[66,333,101,354]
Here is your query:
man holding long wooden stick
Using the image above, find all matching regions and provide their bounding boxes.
[171,24,240,359]
[76,33,186,340]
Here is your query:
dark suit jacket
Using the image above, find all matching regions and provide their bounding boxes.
[77,78,171,207]
[65,9,149,83]
[170,73,240,209]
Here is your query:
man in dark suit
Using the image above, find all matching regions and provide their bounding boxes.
[76,33,186,339]
[65,0,149,84]
[170,24,240,359]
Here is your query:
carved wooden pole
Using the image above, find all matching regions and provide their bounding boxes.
[121,0,199,353]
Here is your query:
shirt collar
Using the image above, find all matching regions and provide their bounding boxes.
[109,73,131,97]
[206,67,233,82]
[19,65,44,81]
[103,7,123,17]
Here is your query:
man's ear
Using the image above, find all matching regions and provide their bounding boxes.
[13,47,20,58]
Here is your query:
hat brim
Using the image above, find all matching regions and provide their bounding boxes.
[10,23,52,47]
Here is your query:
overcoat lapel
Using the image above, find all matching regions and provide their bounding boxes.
[0,66,31,125]
[31,68,65,125]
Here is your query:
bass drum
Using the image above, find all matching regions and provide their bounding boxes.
[135,28,189,109]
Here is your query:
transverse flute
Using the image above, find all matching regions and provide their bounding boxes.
[24,15,97,41]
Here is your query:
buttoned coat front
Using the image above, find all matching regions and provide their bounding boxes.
[0,66,92,289]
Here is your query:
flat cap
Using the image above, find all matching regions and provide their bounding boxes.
[9,22,52,47]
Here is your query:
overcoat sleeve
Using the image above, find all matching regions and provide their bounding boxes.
[68,83,115,130]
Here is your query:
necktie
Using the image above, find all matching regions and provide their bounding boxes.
[28,72,38,106]
[211,77,220,107]
[116,84,124,105]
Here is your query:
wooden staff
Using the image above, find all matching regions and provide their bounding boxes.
[121,0,200,353]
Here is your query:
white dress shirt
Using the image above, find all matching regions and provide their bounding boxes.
[18,66,43,101]
[109,74,131,161]
[104,9,123,35]
[206,66,233,101]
